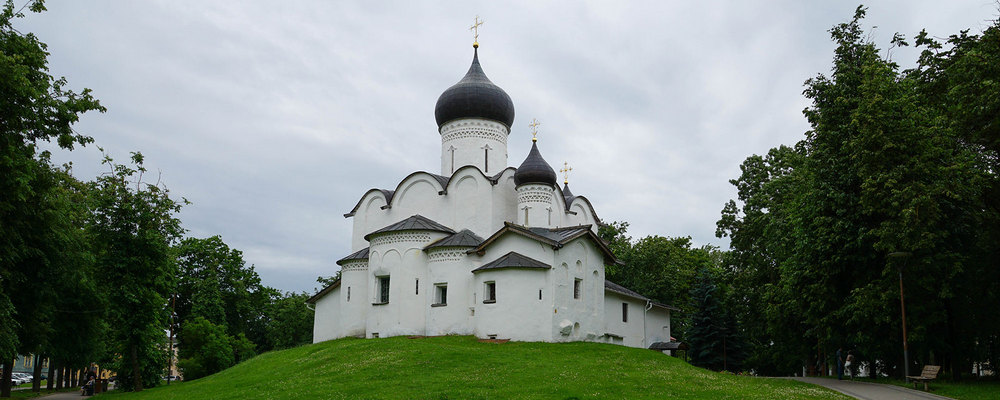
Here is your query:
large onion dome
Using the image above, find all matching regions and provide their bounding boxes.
[434,47,515,129]
[513,142,557,186]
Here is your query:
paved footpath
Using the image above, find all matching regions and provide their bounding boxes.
[791,377,954,400]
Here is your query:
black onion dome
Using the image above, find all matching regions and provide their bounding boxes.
[435,47,515,129]
[514,142,557,186]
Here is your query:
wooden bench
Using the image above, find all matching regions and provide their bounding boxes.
[907,365,940,391]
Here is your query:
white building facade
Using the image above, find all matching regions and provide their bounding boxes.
[308,43,675,349]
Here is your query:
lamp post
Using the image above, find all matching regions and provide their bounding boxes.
[888,251,912,383]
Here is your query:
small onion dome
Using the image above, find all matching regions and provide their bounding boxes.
[514,142,557,186]
[561,182,576,207]
[434,47,515,129]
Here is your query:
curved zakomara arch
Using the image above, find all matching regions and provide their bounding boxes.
[567,195,602,228]
[343,167,518,218]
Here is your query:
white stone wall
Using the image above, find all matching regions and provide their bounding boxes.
[516,183,555,228]
[645,307,672,345]
[339,260,369,338]
[473,268,552,341]
[424,248,478,336]
[312,286,341,342]
[365,230,449,338]
[350,168,521,252]
[440,118,509,176]
[604,293,647,348]
[551,240,605,342]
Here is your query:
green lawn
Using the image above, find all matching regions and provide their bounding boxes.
[97,335,848,399]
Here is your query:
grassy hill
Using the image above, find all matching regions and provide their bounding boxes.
[99,336,847,399]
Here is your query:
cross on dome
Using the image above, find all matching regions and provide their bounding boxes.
[560,162,573,184]
[529,118,541,142]
[470,15,484,48]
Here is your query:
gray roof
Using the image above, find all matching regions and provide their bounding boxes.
[425,229,485,250]
[604,280,680,311]
[472,251,551,273]
[561,183,574,206]
[469,222,617,264]
[335,247,370,266]
[364,215,456,241]
[344,189,394,217]
[306,278,341,304]
[649,342,688,351]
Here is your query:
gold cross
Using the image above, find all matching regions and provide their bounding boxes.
[470,15,484,47]
[560,162,573,184]
[529,118,540,142]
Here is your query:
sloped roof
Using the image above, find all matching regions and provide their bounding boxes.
[469,222,617,264]
[472,251,551,273]
[344,189,395,218]
[604,280,679,311]
[306,278,341,304]
[345,168,516,217]
[364,215,455,241]
[335,247,370,266]
[424,229,485,250]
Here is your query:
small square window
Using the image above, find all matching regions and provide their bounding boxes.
[433,283,448,306]
[622,302,629,322]
[574,278,582,299]
[484,281,496,303]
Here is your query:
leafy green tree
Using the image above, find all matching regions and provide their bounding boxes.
[1,0,104,395]
[718,6,1000,378]
[267,292,314,349]
[89,152,185,391]
[176,317,235,380]
[688,267,745,372]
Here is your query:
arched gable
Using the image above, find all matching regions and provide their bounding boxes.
[568,196,601,229]
[344,189,393,218]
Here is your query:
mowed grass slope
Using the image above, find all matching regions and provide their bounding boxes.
[100,336,847,400]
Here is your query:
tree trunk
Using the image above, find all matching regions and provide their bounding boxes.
[0,358,13,398]
[46,359,55,390]
[31,354,42,392]
[62,366,69,388]
[131,343,143,391]
[55,364,63,389]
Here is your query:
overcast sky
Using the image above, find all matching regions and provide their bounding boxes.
[18,1,995,293]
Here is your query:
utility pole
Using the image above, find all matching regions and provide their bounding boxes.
[168,293,176,385]
[889,251,912,383]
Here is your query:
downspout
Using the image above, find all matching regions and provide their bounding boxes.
[643,300,653,348]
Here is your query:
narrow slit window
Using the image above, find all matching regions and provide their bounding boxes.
[622,302,628,322]
[574,278,582,299]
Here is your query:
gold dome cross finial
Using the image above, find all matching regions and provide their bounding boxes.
[560,162,573,185]
[470,15,484,48]
[529,118,541,142]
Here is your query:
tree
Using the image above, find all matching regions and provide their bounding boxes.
[266,292,314,349]
[688,267,745,372]
[1,1,104,395]
[176,317,236,380]
[717,6,1000,378]
[89,151,185,391]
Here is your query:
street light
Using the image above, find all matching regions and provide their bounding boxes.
[888,251,912,383]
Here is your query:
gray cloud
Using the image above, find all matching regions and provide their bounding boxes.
[22,0,992,292]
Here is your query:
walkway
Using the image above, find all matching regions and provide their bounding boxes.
[791,377,954,400]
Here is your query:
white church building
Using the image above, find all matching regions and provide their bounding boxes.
[308,40,676,349]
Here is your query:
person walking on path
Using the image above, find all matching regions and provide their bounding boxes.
[845,351,856,380]
[837,347,844,380]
